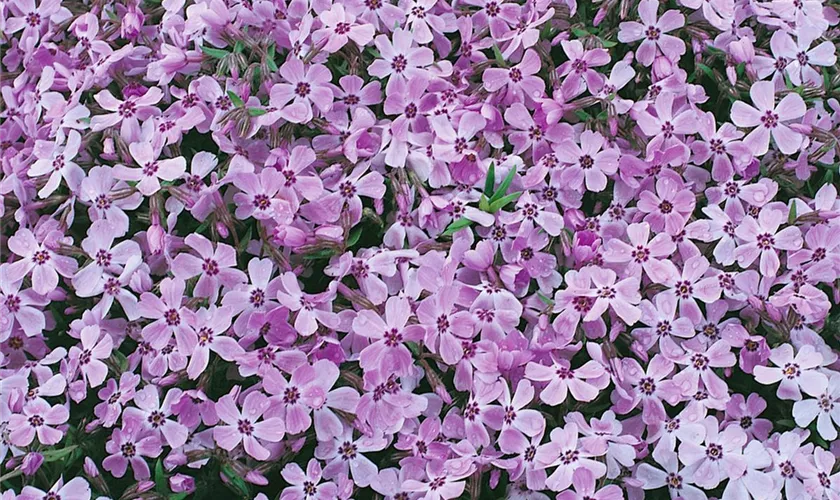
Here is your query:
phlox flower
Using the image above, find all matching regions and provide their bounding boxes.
[792,372,840,441]
[68,325,113,388]
[214,390,286,460]
[19,478,90,500]
[534,423,606,492]
[6,228,78,296]
[678,415,748,489]
[733,204,803,277]
[618,0,686,66]
[103,424,163,480]
[8,399,69,447]
[754,343,828,401]
[270,58,334,124]
[525,358,606,406]
[280,459,339,500]
[731,80,806,155]
[123,385,189,449]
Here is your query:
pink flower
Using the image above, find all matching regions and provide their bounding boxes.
[482,49,545,104]
[646,255,722,324]
[68,325,113,388]
[556,130,619,192]
[115,140,187,196]
[792,372,840,441]
[668,340,736,399]
[754,343,828,401]
[102,424,162,480]
[214,390,286,460]
[90,87,163,140]
[369,29,440,93]
[172,234,246,303]
[280,459,339,500]
[28,130,84,198]
[6,228,78,296]
[123,385,189,449]
[618,0,685,66]
[73,219,142,297]
[769,30,837,87]
[731,80,806,155]
[19,478,90,500]
[603,222,676,278]
[535,423,606,492]
[264,359,339,435]
[8,399,69,446]
[270,58,334,124]
[137,277,196,351]
[733,204,803,277]
[525,358,605,405]
[353,296,425,375]
[402,459,475,500]
[636,174,696,235]
[315,426,389,487]
[556,40,610,97]
[315,5,375,53]
[484,380,546,448]
[678,415,747,489]
[185,306,244,380]
[557,468,622,500]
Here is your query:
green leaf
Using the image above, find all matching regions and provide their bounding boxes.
[154,460,167,493]
[42,445,78,463]
[347,226,363,247]
[234,40,245,53]
[239,226,252,253]
[537,292,553,305]
[572,27,589,38]
[492,44,507,68]
[266,44,278,71]
[170,493,190,500]
[221,464,250,498]
[490,167,517,203]
[488,191,522,213]
[696,63,714,79]
[248,108,267,116]
[484,162,496,195]
[574,110,591,121]
[598,37,617,48]
[201,46,229,59]
[227,91,244,108]
[479,194,490,212]
[303,249,337,260]
[442,218,474,237]
[787,201,797,224]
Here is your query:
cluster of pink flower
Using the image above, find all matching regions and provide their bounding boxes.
[3,0,840,497]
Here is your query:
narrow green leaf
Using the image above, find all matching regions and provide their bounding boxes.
[227,91,244,108]
[488,191,522,213]
[572,27,589,37]
[234,40,245,53]
[442,218,473,237]
[154,460,167,493]
[484,162,496,195]
[200,46,229,59]
[347,226,363,247]
[42,445,78,462]
[479,194,490,212]
[598,37,617,48]
[490,167,517,203]
[303,249,337,260]
[221,464,250,498]
[696,63,714,79]
[492,44,507,68]
[248,108,267,116]
[787,201,797,224]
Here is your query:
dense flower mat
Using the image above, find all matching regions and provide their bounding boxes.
[2,0,840,498]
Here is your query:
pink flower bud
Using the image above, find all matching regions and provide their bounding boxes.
[147,223,165,255]
[169,474,196,493]
[21,453,43,476]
